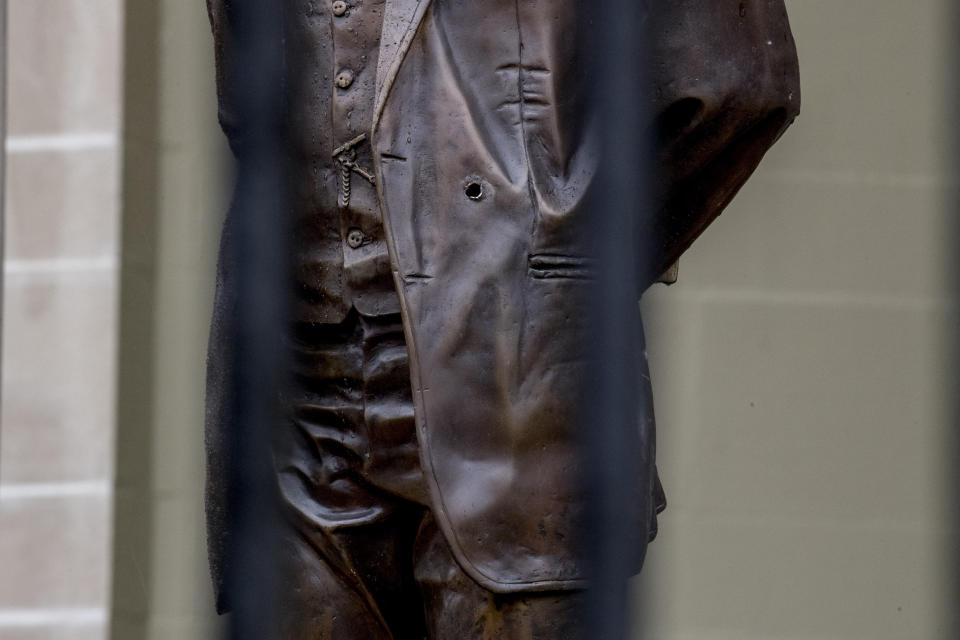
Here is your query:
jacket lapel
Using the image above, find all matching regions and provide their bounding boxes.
[373,0,432,127]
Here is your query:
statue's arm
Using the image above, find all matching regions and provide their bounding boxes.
[204,0,238,615]
[645,0,801,278]
[206,0,244,156]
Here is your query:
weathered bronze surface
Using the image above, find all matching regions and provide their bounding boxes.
[205,1,800,637]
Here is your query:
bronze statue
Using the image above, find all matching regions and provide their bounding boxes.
[204,1,800,638]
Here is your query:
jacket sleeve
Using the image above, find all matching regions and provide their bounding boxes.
[206,0,245,156]
[645,0,801,279]
[204,0,238,615]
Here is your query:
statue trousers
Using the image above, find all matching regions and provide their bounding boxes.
[274,309,585,639]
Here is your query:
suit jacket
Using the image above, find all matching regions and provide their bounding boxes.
[206,0,800,600]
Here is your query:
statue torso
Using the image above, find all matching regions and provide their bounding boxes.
[284,0,397,324]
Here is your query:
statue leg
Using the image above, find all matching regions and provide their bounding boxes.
[277,526,395,640]
[413,515,586,640]
[277,509,428,640]
[274,309,429,639]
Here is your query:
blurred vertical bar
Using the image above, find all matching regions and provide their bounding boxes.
[951,2,960,637]
[0,0,7,419]
[220,1,288,639]
[583,1,651,639]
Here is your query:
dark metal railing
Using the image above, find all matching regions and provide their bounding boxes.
[583,2,652,638]
[219,1,290,638]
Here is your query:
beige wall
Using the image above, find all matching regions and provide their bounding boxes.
[0,1,122,639]
[640,1,955,638]
[109,1,227,638]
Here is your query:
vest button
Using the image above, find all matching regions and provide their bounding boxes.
[332,0,347,16]
[346,228,365,249]
[335,69,355,89]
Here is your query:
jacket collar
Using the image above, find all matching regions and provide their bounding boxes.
[373,0,433,128]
